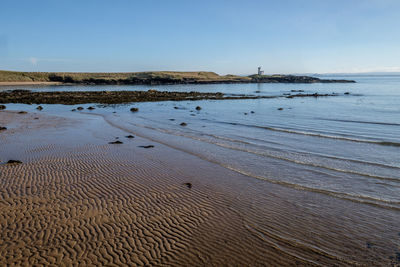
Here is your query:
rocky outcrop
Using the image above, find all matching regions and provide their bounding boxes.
[248,75,355,83]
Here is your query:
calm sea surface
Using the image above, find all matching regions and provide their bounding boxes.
[2,75,400,264]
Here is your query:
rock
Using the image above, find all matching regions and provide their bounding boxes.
[0,126,7,131]
[71,109,76,111]
[125,135,135,139]
[36,106,43,110]
[109,140,123,144]
[77,107,84,110]
[139,145,154,149]
[195,106,202,110]
[169,119,175,121]
[130,107,139,112]
[180,122,187,126]
[183,182,192,189]
[87,106,95,110]
[174,106,179,109]
[255,90,261,93]
[7,160,22,164]
[34,117,39,119]
[344,92,350,95]
[277,108,284,111]
[113,111,116,113]
[0,105,6,110]
[244,113,248,115]
[291,90,304,92]
[18,111,27,114]
[250,111,255,114]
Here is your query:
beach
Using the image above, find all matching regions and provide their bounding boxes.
[0,110,325,266]
[1,76,400,266]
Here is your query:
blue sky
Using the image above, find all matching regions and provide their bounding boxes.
[1,0,399,74]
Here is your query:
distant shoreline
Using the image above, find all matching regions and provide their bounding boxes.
[0,81,63,86]
[0,70,355,86]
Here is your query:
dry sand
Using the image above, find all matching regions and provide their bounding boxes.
[0,110,396,266]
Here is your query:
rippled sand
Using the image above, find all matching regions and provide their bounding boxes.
[0,110,399,266]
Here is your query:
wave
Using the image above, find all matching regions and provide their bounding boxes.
[86,113,400,211]
[207,120,400,147]
[117,117,400,182]
[222,165,400,211]
[316,118,400,126]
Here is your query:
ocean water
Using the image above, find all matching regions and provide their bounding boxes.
[2,75,400,264]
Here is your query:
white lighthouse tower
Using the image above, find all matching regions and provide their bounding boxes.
[258,66,264,75]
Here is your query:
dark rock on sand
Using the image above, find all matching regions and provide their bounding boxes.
[7,160,22,164]
[251,111,255,114]
[291,90,304,92]
[180,122,187,126]
[71,109,76,111]
[18,111,27,114]
[169,119,175,121]
[87,106,95,110]
[125,135,135,139]
[278,108,284,111]
[195,106,202,110]
[36,106,43,110]
[109,140,123,144]
[139,145,154,149]
[184,182,192,189]
[0,126,7,130]
[77,107,84,110]
[130,107,139,112]
[344,92,350,95]
[0,105,6,110]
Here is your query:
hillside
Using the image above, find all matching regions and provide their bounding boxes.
[0,70,354,84]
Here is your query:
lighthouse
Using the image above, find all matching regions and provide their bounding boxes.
[258,66,264,75]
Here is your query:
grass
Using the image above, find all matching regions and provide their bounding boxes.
[0,70,354,84]
[0,70,251,83]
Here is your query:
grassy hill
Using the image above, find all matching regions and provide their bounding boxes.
[0,70,354,84]
[0,70,250,84]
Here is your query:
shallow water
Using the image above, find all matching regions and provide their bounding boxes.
[2,75,400,264]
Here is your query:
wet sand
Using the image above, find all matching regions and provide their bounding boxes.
[0,110,399,266]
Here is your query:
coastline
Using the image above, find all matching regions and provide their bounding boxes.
[0,70,356,85]
[0,81,63,86]
[1,107,398,266]
[0,90,342,105]
[0,110,314,266]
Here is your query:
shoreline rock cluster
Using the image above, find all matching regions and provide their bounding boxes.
[0,90,346,105]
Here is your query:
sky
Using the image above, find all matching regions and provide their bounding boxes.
[1,0,400,75]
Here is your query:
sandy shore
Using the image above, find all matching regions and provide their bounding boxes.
[0,109,397,266]
[0,81,63,86]
[0,111,298,266]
